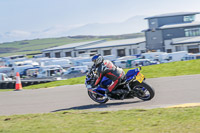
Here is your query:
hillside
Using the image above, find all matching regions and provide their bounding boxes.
[0,33,144,57]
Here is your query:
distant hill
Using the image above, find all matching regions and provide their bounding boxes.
[0,15,147,43]
[66,16,147,35]
[0,33,144,57]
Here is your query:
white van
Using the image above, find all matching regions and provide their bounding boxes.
[63,66,88,75]
[0,67,13,77]
[37,68,62,78]
[0,73,12,81]
[133,59,151,66]
[37,65,64,78]
[141,52,168,62]
[167,51,188,62]
[113,60,127,68]
[42,58,72,68]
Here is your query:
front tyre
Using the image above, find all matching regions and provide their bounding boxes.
[88,91,108,104]
[132,81,155,101]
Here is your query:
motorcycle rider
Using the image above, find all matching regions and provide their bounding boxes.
[91,54,127,96]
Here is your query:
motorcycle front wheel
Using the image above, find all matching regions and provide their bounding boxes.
[132,81,155,101]
[88,91,108,104]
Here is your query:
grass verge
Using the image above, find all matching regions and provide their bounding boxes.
[21,59,200,89]
[23,76,86,89]
[0,107,200,133]
[0,38,98,57]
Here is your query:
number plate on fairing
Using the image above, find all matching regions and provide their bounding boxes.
[136,72,145,83]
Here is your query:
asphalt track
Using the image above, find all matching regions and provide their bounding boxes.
[0,74,200,115]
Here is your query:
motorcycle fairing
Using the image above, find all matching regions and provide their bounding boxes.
[126,68,140,81]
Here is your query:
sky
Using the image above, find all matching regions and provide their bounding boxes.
[1,0,200,43]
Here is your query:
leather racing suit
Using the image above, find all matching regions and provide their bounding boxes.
[94,60,125,92]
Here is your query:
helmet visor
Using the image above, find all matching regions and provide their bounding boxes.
[92,59,97,65]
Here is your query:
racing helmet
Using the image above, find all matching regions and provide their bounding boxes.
[92,54,104,66]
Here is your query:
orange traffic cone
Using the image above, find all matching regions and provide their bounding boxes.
[15,72,22,91]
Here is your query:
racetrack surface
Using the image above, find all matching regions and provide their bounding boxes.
[0,74,200,115]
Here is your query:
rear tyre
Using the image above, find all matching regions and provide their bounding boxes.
[88,91,108,104]
[132,81,155,101]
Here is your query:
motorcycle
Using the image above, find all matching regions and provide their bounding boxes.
[85,66,155,104]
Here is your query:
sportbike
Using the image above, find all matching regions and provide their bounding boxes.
[85,66,155,103]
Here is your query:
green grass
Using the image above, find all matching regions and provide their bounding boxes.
[125,59,200,78]
[23,76,86,89]
[22,59,200,90]
[0,89,13,92]
[0,107,200,133]
[0,37,98,57]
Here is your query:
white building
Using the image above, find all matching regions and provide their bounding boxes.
[42,40,105,58]
[165,36,200,53]
[42,37,146,58]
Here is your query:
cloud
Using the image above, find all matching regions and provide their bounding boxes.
[0,30,33,43]
[37,24,86,38]
[0,24,86,43]
[5,30,31,37]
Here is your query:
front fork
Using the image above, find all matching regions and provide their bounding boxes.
[126,83,131,92]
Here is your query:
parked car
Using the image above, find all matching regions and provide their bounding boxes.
[132,59,151,66]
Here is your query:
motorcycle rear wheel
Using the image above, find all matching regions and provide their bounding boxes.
[88,91,108,104]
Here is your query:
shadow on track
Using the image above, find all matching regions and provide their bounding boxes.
[52,100,144,112]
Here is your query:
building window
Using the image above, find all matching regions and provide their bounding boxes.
[90,50,97,56]
[184,15,195,22]
[78,51,85,54]
[103,50,111,56]
[91,50,97,53]
[129,49,131,55]
[55,52,61,58]
[175,46,183,52]
[133,49,137,55]
[65,52,71,57]
[185,28,200,37]
[167,49,172,53]
[117,49,125,57]
[45,53,50,58]
[187,45,199,53]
